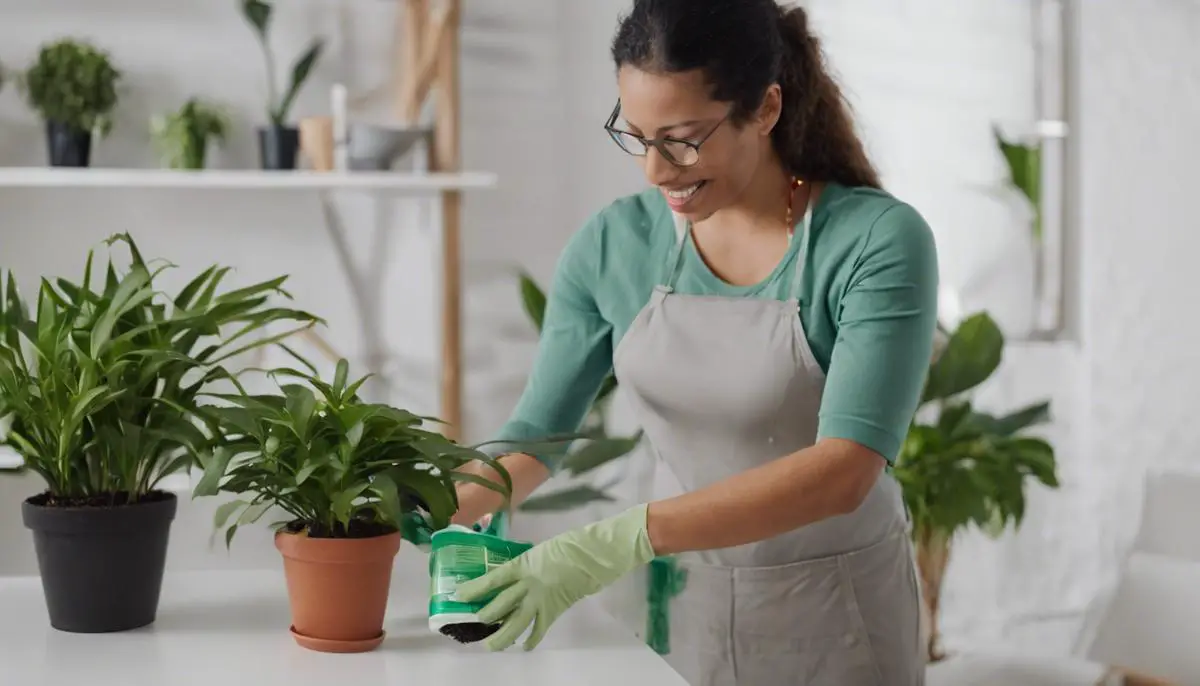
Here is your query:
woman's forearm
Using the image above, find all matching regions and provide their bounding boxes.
[450,452,551,526]
[645,438,886,556]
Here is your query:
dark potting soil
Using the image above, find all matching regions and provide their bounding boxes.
[26,490,174,509]
[439,622,501,644]
[284,517,398,539]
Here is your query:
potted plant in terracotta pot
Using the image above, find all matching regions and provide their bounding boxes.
[150,98,231,170]
[19,38,121,167]
[892,310,1060,661]
[0,233,319,633]
[193,358,514,653]
[240,0,324,170]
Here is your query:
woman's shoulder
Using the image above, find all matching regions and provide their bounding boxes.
[562,188,673,271]
[814,183,937,271]
[591,187,672,244]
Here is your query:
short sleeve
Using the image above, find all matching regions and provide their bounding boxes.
[816,203,939,463]
[487,216,614,469]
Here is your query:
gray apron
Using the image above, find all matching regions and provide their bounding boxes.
[612,201,925,686]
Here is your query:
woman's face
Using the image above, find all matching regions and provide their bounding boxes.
[615,66,779,222]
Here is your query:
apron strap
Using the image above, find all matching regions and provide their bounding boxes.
[659,212,690,292]
[787,200,816,304]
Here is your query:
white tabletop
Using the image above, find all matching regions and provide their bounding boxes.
[0,567,688,686]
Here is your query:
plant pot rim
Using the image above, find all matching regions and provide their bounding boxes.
[23,489,177,510]
[275,528,402,564]
[22,491,178,535]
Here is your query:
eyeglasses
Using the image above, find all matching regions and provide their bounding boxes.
[603,100,729,168]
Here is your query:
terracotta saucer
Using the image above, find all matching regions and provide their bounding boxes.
[289,625,386,653]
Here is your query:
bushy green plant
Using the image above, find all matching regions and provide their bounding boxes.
[193,359,516,545]
[241,0,324,127]
[892,310,1059,660]
[151,98,232,170]
[511,271,643,512]
[0,233,320,505]
[21,39,121,136]
[895,311,1058,545]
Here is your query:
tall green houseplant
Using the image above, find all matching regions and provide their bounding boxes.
[892,311,1059,661]
[20,38,121,168]
[0,233,319,633]
[241,0,324,170]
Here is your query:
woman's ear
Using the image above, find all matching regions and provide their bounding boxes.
[757,84,784,136]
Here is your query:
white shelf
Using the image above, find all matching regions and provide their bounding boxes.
[0,167,497,193]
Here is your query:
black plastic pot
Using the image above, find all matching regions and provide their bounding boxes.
[45,120,93,168]
[22,492,177,633]
[257,125,300,170]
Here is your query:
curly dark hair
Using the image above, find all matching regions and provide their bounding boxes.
[611,0,881,189]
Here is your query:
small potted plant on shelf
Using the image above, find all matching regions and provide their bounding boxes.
[0,233,319,633]
[19,38,121,168]
[151,98,232,170]
[193,358,514,653]
[893,311,1060,662]
[240,0,324,170]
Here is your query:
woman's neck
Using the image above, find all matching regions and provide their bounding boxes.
[700,156,806,238]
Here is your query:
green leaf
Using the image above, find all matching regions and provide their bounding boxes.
[518,271,546,333]
[194,446,235,497]
[331,483,370,524]
[213,499,248,529]
[273,40,323,124]
[987,402,1051,436]
[923,312,1003,403]
[594,373,619,405]
[519,485,615,512]
[392,466,458,529]
[994,125,1042,240]
[241,0,271,36]
[559,432,642,476]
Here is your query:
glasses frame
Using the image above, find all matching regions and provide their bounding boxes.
[603,100,729,168]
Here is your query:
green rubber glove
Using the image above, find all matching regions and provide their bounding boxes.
[453,504,656,652]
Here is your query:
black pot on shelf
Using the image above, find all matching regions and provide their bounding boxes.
[21,491,177,633]
[44,120,93,168]
[257,124,300,170]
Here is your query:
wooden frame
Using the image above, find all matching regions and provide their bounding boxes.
[396,0,465,439]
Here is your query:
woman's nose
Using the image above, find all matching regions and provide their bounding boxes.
[642,147,678,186]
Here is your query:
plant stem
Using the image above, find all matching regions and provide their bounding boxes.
[915,525,952,663]
[255,36,278,123]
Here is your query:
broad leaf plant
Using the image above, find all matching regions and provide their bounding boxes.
[0,233,319,506]
[194,359,519,545]
[892,311,1059,660]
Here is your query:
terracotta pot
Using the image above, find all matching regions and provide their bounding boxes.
[275,529,402,653]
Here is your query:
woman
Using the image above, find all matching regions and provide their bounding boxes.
[446,1,936,683]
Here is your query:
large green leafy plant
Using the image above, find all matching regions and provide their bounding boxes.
[20,38,121,135]
[512,272,643,512]
[892,311,1059,660]
[0,233,319,505]
[241,0,324,127]
[194,359,516,544]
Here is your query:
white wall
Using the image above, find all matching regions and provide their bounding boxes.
[2,0,1199,664]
